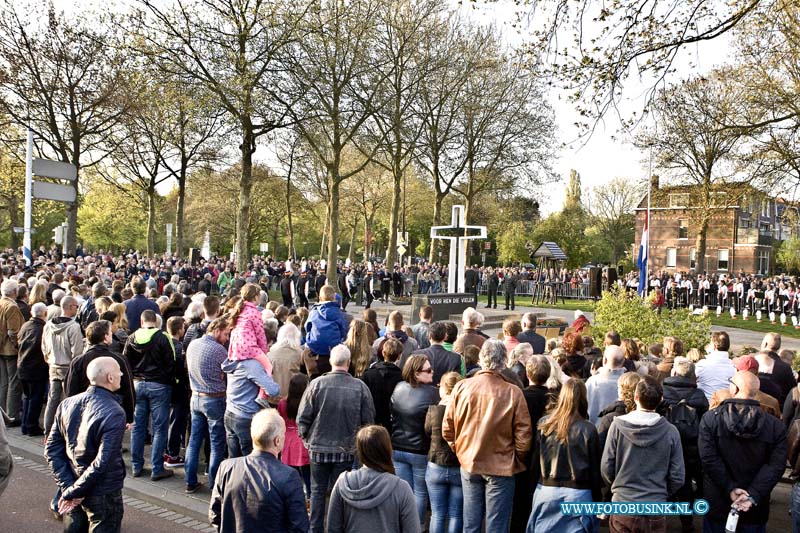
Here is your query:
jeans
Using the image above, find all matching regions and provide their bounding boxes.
[224,410,253,458]
[131,381,172,475]
[21,378,47,434]
[185,394,226,487]
[166,386,190,457]
[310,459,351,533]
[293,465,311,496]
[0,354,22,419]
[793,482,800,533]
[64,490,124,533]
[393,450,429,526]
[426,462,463,533]
[460,468,515,533]
[44,378,66,436]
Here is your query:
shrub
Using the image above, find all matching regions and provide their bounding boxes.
[592,287,711,351]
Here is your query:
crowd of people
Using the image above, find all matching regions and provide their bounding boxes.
[0,248,799,532]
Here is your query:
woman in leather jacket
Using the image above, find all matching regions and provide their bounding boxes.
[390,354,440,529]
[527,379,602,532]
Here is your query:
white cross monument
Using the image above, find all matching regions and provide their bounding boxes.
[430,205,487,294]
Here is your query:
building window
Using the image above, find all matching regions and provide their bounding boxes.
[690,248,696,269]
[739,218,751,229]
[762,199,771,217]
[718,249,729,271]
[758,250,769,275]
[760,222,771,234]
[666,248,677,268]
[678,219,688,239]
[710,192,727,206]
[669,193,689,208]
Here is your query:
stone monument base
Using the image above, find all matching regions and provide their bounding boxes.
[411,293,478,325]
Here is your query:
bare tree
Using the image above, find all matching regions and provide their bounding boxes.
[135,0,307,271]
[588,177,643,262]
[0,1,133,253]
[279,0,390,282]
[636,70,754,272]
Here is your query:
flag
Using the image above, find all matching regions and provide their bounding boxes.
[637,218,649,296]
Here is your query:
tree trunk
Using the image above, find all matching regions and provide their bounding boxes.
[8,197,20,250]
[347,215,358,262]
[428,191,444,263]
[146,186,156,257]
[385,167,402,267]
[286,165,295,260]
[64,173,79,256]
[319,203,329,260]
[364,214,372,261]
[695,217,709,273]
[326,176,340,282]
[175,166,186,257]
[235,125,255,272]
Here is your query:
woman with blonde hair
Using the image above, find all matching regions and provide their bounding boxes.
[28,280,48,306]
[345,319,375,377]
[596,372,642,449]
[528,378,601,532]
[424,371,463,533]
[109,302,130,333]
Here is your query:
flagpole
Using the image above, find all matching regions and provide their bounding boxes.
[647,144,652,277]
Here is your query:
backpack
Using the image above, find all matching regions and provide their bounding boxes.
[666,398,700,443]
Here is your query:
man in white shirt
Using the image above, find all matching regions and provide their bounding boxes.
[586,345,627,424]
[695,331,735,401]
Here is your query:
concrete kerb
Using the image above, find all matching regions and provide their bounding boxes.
[6,431,211,525]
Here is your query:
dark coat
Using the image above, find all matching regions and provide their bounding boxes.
[412,344,461,386]
[597,400,627,451]
[17,317,48,382]
[660,376,709,464]
[699,398,788,525]
[361,361,404,431]
[517,329,546,355]
[390,382,439,454]
[67,344,136,423]
[44,386,127,500]
[210,450,309,533]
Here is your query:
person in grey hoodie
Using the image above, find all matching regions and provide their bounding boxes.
[602,375,685,532]
[42,295,84,436]
[327,425,420,533]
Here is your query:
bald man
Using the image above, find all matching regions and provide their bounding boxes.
[45,357,127,530]
[586,345,626,424]
[699,370,787,532]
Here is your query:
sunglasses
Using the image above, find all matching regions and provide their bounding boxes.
[418,368,433,374]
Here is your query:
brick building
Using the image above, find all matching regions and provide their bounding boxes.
[633,179,797,275]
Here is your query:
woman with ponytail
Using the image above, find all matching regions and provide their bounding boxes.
[228,283,273,405]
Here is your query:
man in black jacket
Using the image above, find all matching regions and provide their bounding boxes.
[67,320,135,424]
[210,409,309,532]
[123,309,176,481]
[17,302,48,436]
[699,370,787,532]
[661,357,709,532]
[759,332,796,406]
[361,339,404,432]
[517,313,546,354]
[45,357,127,531]
[411,321,461,386]
[486,268,499,309]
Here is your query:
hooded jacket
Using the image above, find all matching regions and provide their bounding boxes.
[42,317,84,377]
[122,326,175,385]
[660,375,709,463]
[67,344,136,423]
[378,330,420,368]
[699,398,787,525]
[361,361,404,431]
[305,301,348,356]
[327,467,420,533]
[601,410,685,502]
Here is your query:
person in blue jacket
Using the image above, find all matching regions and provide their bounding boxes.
[304,285,348,379]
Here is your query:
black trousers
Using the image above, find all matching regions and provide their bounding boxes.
[64,490,124,533]
[487,288,498,307]
[505,290,515,309]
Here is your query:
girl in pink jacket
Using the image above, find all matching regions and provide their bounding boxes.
[228,283,273,401]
